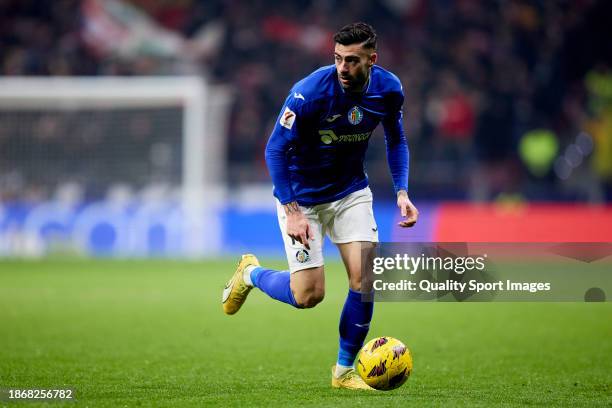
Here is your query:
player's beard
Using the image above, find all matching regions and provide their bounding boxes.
[339,68,369,92]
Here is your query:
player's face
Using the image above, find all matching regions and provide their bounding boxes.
[334,43,377,92]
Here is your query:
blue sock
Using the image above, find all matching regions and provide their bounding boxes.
[250,267,300,308]
[337,288,374,367]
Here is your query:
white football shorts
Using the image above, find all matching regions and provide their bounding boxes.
[276,186,379,273]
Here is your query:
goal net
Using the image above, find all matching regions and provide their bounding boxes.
[0,77,231,257]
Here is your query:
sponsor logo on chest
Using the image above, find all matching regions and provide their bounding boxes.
[319,129,371,145]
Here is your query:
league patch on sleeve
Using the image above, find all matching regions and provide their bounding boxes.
[280,106,296,130]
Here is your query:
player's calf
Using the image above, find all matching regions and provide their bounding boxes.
[293,287,325,308]
[290,265,325,308]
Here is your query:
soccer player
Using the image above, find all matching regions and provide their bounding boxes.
[222,22,418,390]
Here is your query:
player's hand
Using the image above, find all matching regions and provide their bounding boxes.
[397,190,418,228]
[284,202,312,249]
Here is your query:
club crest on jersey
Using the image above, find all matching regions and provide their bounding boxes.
[295,249,310,263]
[348,106,363,125]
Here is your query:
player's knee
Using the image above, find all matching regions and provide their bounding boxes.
[300,293,325,308]
[291,265,325,308]
[348,271,365,291]
[295,288,325,308]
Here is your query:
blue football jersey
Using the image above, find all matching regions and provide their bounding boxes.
[265,64,409,206]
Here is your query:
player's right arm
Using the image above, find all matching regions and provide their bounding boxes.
[281,201,312,250]
[265,92,312,249]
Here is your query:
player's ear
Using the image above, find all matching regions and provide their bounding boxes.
[369,52,377,67]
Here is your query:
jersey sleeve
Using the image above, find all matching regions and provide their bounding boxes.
[264,92,308,204]
[382,89,410,194]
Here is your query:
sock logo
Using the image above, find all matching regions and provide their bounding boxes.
[295,249,310,263]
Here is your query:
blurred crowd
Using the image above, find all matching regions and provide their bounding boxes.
[1,0,611,202]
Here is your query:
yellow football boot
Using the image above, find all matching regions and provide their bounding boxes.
[222,254,259,315]
[331,366,375,391]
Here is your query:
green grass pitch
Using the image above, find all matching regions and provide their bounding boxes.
[0,259,610,407]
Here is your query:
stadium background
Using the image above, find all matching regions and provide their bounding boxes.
[1,0,612,256]
[1,1,611,406]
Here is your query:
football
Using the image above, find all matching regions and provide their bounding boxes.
[357,336,413,391]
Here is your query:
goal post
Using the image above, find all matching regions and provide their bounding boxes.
[0,76,232,257]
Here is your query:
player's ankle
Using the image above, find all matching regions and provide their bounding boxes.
[243,264,257,286]
[334,364,353,378]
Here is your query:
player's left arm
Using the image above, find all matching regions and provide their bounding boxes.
[382,88,419,228]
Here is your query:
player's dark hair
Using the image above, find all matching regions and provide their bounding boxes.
[333,22,377,50]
